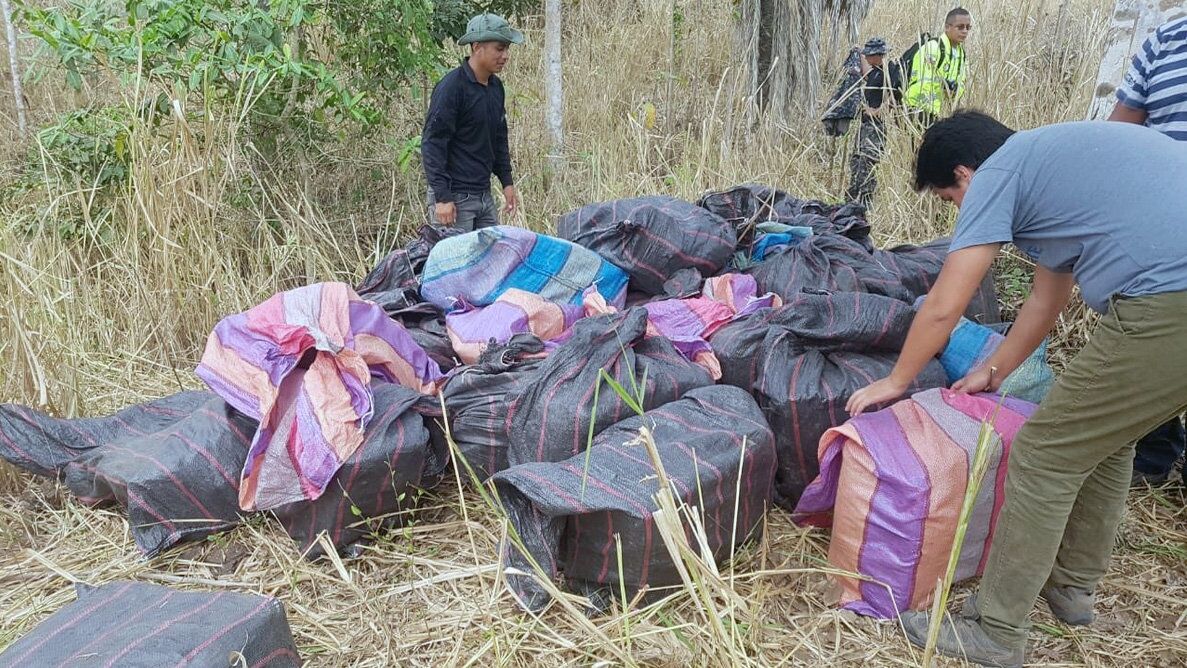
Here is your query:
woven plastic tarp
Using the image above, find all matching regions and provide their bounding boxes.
[444,288,589,365]
[0,581,300,667]
[709,291,949,508]
[493,385,776,612]
[793,389,1038,618]
[440,337,545,481]
[420,226,629,312]
[0,384,442,558]
[938,317,1055,404]
[640,274,783,379]
[695,184,871,249]
[557,196,737,295]
[505,308,715,468]
[196,282,442,511]
[356,224,465,372]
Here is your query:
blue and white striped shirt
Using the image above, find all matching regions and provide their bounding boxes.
[1117,16,1187,141]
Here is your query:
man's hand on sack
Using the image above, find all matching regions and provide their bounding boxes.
[435,201,457,226]
[846,376,908,416]
[503,185,519,217]
[952,365,997,394]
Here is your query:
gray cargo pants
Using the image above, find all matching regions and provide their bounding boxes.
[426,189,499,232]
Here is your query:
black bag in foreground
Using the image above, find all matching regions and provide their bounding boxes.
[0,385,443,558]
[493,385,776,612]
[0,581,300,667]
[441,336,545,481]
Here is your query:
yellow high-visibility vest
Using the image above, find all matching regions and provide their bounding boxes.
[905,34,967,116]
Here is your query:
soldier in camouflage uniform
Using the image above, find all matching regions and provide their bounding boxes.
[845,38,903,210]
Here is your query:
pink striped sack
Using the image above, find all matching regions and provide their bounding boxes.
[641,274,783,379]
[793,389,1037,618]
[196,282,443,511]
[444,288,588,365]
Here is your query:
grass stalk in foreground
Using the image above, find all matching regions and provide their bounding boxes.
[922,401,1005,666]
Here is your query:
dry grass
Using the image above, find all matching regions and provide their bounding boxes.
[1,0,1185,665]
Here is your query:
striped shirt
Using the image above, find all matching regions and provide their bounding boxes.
[1117,16,1187,140]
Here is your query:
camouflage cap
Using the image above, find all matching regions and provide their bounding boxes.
[862,37,889,55]
[458,13,525,45]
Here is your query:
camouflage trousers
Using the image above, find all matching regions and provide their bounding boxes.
[845,117,887,210]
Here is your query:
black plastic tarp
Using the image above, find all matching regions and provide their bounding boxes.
[493,385,776,612]
[709,291,949,507]
[557,196,737,295]
[506,308,715,467]
[0,581,300,667]
[0,384,443,558]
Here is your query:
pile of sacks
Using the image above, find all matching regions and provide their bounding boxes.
[0,184,1054,622]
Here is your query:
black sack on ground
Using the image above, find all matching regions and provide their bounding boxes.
[745,235,865,299]
[506,308,715,467]
[557,196,737,295]
[493,385,777,612]
[274,384,446,558]
[441,336,545,481]
[0,391,213,478]
[695,184,871,248]
[709,291,948,508]
[875,237,1002,324]
[0,581,300,667]
[1,392,253,557]
[0,386,443,558]
[746,234,1000,322]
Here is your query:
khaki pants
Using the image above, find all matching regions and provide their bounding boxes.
[978,290,1187,647]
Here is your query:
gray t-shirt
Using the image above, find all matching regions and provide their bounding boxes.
[949,121,1187,313]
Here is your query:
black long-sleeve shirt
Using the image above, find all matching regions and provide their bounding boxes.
[421,58,513,203]
[861,62,904,111]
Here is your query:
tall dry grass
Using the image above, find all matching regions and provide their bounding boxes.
[2,1,1184,667]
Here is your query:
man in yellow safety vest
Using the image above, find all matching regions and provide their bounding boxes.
[904,7,971,126]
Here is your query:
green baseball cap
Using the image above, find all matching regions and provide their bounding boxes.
[458,13,524,45]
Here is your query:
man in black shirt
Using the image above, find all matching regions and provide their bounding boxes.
[422,13,524,231]
[845,37,904,210]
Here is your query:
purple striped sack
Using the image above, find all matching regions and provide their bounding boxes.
[493,385,777,612]
[0,384,443,558]
[444,288,588,365]
[0,581,300,667]
[196,282,443,512]
[557,196,738,296]
[709,291,949,509]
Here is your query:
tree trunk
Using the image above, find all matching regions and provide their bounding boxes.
[1,0,26,138]
[736,0,872,124]
[544,0,564,172]
[1087,0,1185,119]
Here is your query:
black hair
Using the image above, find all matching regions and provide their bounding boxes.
[913,110,1016,191]
[946,7,971,24]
